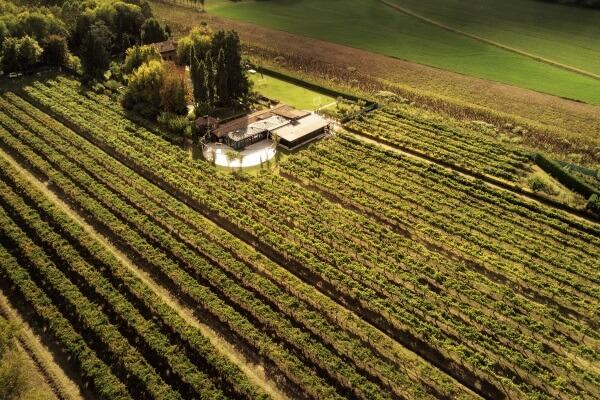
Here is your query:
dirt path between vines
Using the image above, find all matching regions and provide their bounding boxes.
[0,148,289,400]
[0,289,83,400]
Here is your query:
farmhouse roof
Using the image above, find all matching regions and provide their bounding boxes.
[151,39,177,55]
[271,105,310,120]
[212,104,290,138]
[195,115,219,129]
[227,115,289,142]
[272,113,329,143]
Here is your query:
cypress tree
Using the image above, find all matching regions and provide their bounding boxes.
[215,47,229,105]
[205,52,216,106]
[211,30,249,105]
[191,52,210,113]
[223,31,249,102]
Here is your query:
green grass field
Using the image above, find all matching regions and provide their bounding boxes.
[388,0,600,76]
[209,0,600,104]
[250,73,335,110]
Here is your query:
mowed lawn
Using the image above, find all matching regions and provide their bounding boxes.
[388,0,600,76]
[250,73,335,110]
[209,0,600,104]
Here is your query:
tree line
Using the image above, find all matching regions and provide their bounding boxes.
[186,27,249,113]
[0,0,170,76]
[121,25,250,135]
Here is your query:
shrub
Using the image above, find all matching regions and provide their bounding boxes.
[533,153,597,199]
[527,174,558,196]
[587,194,600,215]
[157,112,191,137]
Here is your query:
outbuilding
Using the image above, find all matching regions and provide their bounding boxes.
[151,39,178,62]
[210,104,330,150]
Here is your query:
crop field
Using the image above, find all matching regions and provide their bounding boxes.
[205,0,600,104]
[0,75,598,400]
[345,106,533,181]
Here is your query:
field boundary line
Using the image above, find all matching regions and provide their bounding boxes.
[378,0,600,81]
[0,147,289,400]
[341,127,600,227]
[0,287,84,400]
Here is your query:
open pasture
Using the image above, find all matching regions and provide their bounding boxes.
[387,0,600,77]
[207,0,600,104]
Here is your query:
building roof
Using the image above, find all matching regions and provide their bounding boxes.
[228,115,289,143]
[271,113,329,144]
[212,104,290,138]
[271,105,310,120]
[151,39,177,55]
[195,115,219,129]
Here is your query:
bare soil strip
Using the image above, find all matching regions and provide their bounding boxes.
[0,147,289,400]
[378,0,600,81]
[0,288,83,400]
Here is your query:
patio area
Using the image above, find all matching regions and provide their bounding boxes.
[202,140,276,169]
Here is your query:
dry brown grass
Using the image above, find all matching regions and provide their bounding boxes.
[151,1,600,164]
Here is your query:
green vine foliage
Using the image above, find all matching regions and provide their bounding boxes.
[0,76,597,400]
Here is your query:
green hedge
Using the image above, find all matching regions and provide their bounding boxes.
[587,194,600,214]
[533,153,599,199]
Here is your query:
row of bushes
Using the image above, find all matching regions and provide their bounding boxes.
[532,153,600,213]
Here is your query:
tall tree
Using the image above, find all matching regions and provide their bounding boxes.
[176,25,211,65]
[204,51,216,105]
[123,59,164,117]
[112,2,145,52]
[20,37,43,70]
[191,55,211,113]
[211,30,249,105]
[141,17,167,44]
[225,31,249,103]
[0,22,8,48]
[80,20,114,79]
[140,1,153,18]
[160,62,188,114]
[1,35,42,72]
[42,34,69,67]
[14,11,67,42]
[1,37,20,72]
[214,47,229,105]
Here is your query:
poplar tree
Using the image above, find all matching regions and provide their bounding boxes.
[191,52,211,114]
[215,47,229,105]
[205,52,216,105]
